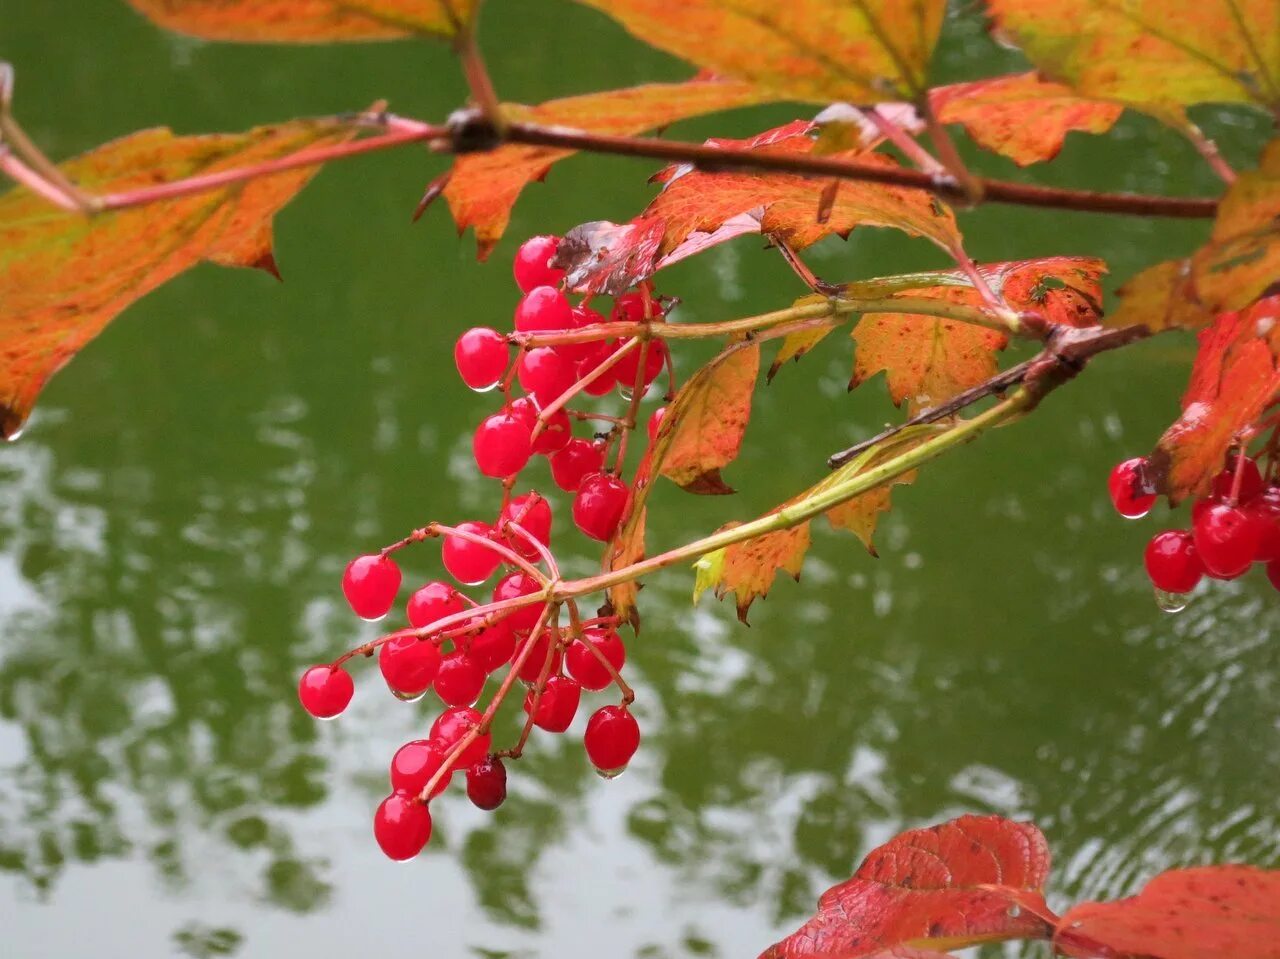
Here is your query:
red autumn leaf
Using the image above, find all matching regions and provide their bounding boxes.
[1108,259,1214,332]
[1146,296,1280,503]
[0,118,354,440]
[1055,866,1280,959]
[930,72,1123,166]
[440,77,764,258]
[574,0,946,102]
[760,815,1055,959]
[124,0,475,42]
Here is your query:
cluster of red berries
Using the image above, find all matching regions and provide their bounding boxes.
[1108,453,1280,603]
[296,233,674,861]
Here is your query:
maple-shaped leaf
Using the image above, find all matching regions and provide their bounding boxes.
[1192,138,1280,313]
[0,119,353,439]
[768,309,836,382]
[441,77,764,257]
[1108,259,1214,332]
[1146,296,1280,503]
[575,0,945,103]
[124,0,476,42]
[929,72,1122,166]
[760,815,1055,959]
[823,471,917,557]
[985,0,1280,113]
[713,519,810,623]
[1055,866,1280,959]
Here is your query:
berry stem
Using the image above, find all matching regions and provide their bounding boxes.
[499,622,563,760]
[433,521,549,584]
[532,338,640,438]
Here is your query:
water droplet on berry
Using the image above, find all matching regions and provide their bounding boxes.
[391,688,428,703]
[594,765,627,781]
[1153,587,1189,613]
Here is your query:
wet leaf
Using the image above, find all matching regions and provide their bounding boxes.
[1055,866,1280,959]
[0,119,353,440]
[441,77,763,257]
[575,0,946,102]
[929,72,1122,166]
[1109,259,1214,332]
[760,815,1055,958]
[1147,296,1280,503]
[124,0,476,42]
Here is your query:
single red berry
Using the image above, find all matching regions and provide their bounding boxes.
[379,634,443,697]
[473,409,534,478]
[518,347,577,407]
[1211,456,1264,503]
[373,793,432,861]
[508,395,540,427]
[576,342,621,396]
[557,306,605,363]
[584,705,640,772]
[566,628,626,691]
[612,291,664,324]
[516,631,563,684]
[342,553,401,621]
[469,620,517,673]
[513,235,564,293]
[1192,501,1262,578]
[492,571,546,632]
[550,438,605,492]
[524,675,582,732]
[406,581,466,630]
[442,520,501,585]
[514,286,572,333]
[390,739,451,799]
[1247,487,1280,562]
[466,756,508,811]
[454,327,509,392]
[573,472,630,541]
[1144,530,1204,594]
[499,493,552,560]
[531,407,572,455]
[1107,457,1156,518]
[647,406,667,444]
[434,651,486,707]
[430,706,491,769]
[297,664,354,719]
[614,339,668,391]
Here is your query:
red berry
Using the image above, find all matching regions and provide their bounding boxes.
[342,554,401,621]
[390,739,451,799]
[442,520,501,585]
[1247,487,1280,562]
[558,306,605,363]
[373,793,432,861]
[297,664,354,719]
[406,581,466,630]
[379,634,442,697]
[469,620,517,673]
[1192,501,1261,578]
[573,472,629,541]
[647,406,667,444]
[523,675,581,732]
[430,706,490,769]
[492,571,546,632]
[466,756,508,811]
[550,438,604,492]
[614,339,668,391]
[434,651,486,707]
[499,493,552,560]
[576,342,620,396]
[516,631,563,684]
[531,407,572,455]
[508,395,540,427]
[454,327,509,392]
[518,347,577,407]
[1211,456,1264,502]
[612,291,664,324]
[584,705,640,772]
[473,410,534,478]
[1107,457,1156,518]
[514,286,572,333]
[1144,530,1204,594]
[566,628,626,691]
[1268,558,1280,592]
[513,235,564,293]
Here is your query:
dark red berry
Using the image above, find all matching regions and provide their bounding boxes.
[434,651,486,707]
[516,631,562,684]
[1268,558,1280,592]
[1192,501,1261,578]
[430,706,490,769]
[612,291,664,324]
[454,327,509,392]
[297,664,354,718]
[550,438,604,492]
[442,520,501,585]
[523,675,581,732]
[531,407,572,455]
[373,793,432,861]
[647,406,667,444]
[514,286,572,333]
[584,705,640,772]
[406,581,466,630]
[566,628,626,691]
[499,493,552,560]
[379,634,442,697]
[469,620,517,673]
[513,235,564,293]
[518,347,576,407]
[390,739,451,799]
[1211,456,1264,502]
[1107,457,1156,518]
[492,571,546,632]
[466,757,508,811]
[573,472,629,541]
[1144,530,1204,594]
[473,410,534,478]
[342,553,401,621]
[614,338,668,391]
[1248,487,1280,562]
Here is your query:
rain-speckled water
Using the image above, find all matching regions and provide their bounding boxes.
[2,4,1277,958]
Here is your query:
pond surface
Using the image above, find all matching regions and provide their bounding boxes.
[2,4,1277,958]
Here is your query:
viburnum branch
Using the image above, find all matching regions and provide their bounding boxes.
[920,102,982,204]
[457,1,504,134]
[1179,119,1237,184]
[0,148,82,210]
[0,66,96,212]
[505,519,560,580]
[501,619,563,761]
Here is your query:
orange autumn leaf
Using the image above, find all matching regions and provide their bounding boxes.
[1109,259,1215,332]
[713,521,810,623]
[576,0,945,102]
[768,319,836,382]
[823,470,916,557]
[1147,296,1280,503]
[442,77,764,258]
[0,119,353,439]
[930,72,1122,166]
[124,0,475,42]
[760,815,1055,959]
